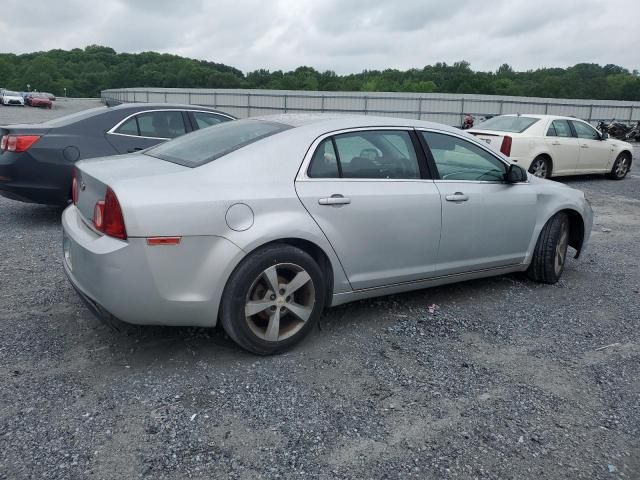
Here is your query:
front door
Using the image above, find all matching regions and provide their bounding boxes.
[570,120,613,172]
[295,129,442,290]
[418,130,537,276]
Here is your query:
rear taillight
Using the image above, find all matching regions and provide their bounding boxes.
[500,136,512,156]
[71,169,78,204]
[2,135,41,152]
[93,187,127,240]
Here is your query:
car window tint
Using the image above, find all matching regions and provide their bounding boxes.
[137,111,186,139]
[116,117,139,136]
[546,123,557,136]
[474,116,539,133]
[145,119,291,167]
[308,138,340,178]
[422,131,506,181]
[192,111,230,129]
[571,121,599,140]
[551,120,573,138]
[333,131,419,179]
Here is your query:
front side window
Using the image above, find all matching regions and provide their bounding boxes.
[137,111,186,139]
[547,120,573,138]
[571,120,600,140]
[192,111,230,129]
[422,131,506,181]
[307,130,420,179]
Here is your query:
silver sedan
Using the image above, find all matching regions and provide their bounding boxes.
[62,114,593,354]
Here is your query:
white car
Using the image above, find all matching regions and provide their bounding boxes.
[468,114,633,179]
[1,90,25,106]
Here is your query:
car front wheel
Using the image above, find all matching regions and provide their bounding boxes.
[220,244,326,355]
[527,212,569,284]
[608,153,631,180]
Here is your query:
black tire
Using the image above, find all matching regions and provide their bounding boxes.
[220,243,326,355]
[528,155,551,179]
[608,152,631,180]
[527,212,570,284]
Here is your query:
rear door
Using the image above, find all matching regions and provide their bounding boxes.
[544,119,580,174]
[295,128,442,290]
[106,110,190,154]
[570,120,613,172]
[419,130,537,276]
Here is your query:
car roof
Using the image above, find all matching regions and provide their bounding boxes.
[495,114,587,122]
[253,113,464,134]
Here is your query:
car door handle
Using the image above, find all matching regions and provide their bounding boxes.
[127,147,144,153]
[580,144,589,148]
[318,195,351,205]
[445,192,469,202]
[551,141,561,146]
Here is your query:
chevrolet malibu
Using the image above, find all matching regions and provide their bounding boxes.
[62,114,593,354]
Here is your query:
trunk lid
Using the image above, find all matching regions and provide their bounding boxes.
[74,153,187,225]
[466,129,509,153]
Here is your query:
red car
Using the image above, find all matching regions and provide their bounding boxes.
[26,93,53,109]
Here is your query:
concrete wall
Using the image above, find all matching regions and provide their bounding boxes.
[101,88,640,126]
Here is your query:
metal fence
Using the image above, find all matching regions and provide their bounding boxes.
[101,88,640,127]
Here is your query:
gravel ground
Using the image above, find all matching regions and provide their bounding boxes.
[0,105,639,479]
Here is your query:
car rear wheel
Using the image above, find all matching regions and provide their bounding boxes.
[527,212,569,284]
[220,244,326,355]
[608,152,631,180]
[528,156,551,178]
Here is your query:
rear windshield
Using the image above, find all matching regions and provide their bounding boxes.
[144,119,291,167]
[41,106,109,127]
[476,116,539,133]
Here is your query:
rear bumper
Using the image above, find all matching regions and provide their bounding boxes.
[62,205,245,327]
[0,151,70,205]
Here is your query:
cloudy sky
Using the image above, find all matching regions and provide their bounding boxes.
[1,0,638,74]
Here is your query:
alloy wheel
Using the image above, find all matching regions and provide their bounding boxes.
[530,158,548,178]
[614,157,629,178]
[554,220,569,276]
[244,263,315,342]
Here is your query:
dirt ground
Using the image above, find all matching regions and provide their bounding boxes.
[0,103,638,479]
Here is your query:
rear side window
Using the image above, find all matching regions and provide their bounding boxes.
[547,120,573,138]
[192,111,230,129]
[137,111,186,139]
[307,130,420,179]
[145,119,291,167]
[476,116,539,133]
[116,117,139,136]
[308,138,340,178]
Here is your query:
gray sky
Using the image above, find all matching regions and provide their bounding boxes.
[1,0,638,73]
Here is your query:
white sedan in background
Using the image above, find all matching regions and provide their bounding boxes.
[468,114,633,179]
[1,90,25,106]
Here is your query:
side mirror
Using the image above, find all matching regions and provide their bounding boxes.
[505,164,528,183]
[600,131,608,140]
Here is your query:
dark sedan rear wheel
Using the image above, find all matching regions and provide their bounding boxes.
[527,212,569,284]
[220,244,326,355]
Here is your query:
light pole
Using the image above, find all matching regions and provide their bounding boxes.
[64,87,67,98]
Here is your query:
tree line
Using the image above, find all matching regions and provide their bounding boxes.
[1,45,639,101]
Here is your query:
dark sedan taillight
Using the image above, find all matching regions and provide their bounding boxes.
[1,135,41,152]
[93,187,127,240]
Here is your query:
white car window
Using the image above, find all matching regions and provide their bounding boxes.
[571,121,600,140]
[547,120,573,138]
